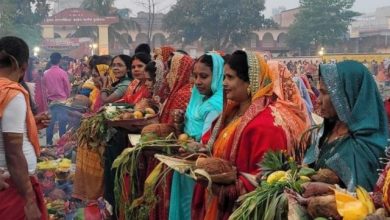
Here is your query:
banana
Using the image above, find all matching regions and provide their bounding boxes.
[356,186,375,214]
[266,171,286,184]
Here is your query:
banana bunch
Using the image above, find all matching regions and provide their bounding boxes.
[58,159,71,169]
[266,171,287,184]
[334,185,375,220]
[356,186,375,214]
[37,160,57,170]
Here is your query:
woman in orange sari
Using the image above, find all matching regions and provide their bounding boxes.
[121,53,152,104]
[192,51,310,220]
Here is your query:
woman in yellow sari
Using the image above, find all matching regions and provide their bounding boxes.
[89,64,115,112]
[192,50,309,220]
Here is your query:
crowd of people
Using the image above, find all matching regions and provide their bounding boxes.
[0,35,390,220]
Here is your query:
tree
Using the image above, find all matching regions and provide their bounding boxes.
[136,0,157,45]
[0,0,50,47]
[287,0,360,55]
[72,0,140,49]
[163,0,274,50]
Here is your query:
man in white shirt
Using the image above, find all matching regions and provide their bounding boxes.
[0,36,48,220]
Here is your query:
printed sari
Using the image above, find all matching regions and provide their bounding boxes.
[169,53,224,220]
[304,61,388,191]
[192,52,310,220]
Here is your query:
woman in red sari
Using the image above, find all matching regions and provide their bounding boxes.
[145,53,194,220]
[159,53,194,123]
[121,53,152,104]
[192,51,310,220]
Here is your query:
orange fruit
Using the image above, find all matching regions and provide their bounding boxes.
[134,111,144,119]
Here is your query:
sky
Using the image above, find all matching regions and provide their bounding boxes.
[115,0,390,17]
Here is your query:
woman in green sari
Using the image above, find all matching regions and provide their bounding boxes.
[304,60,388,191]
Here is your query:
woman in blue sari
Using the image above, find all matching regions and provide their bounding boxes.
[169,53,224,220]
[304,60,388,191]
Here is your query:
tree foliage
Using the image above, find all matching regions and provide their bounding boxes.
[0,0,49,47]
[73,0,139,49]
[287,0,360,54]
[163,0,274,50]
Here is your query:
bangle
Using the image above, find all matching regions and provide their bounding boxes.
[101,88,110,94]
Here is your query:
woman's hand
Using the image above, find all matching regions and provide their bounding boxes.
[179,141,207,153]
[34,112,51,130]
[172,109,185,124]
[101,76,109,89]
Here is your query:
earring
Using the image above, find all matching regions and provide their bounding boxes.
[247,87,251,96]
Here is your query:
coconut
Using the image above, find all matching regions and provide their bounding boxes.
[141,123,175,137]
[195,157,237,184]
[310,168,340,184]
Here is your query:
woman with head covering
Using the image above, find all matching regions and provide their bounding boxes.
[111,52,194,220]
[154,46,176,65]
[159,52,194,123]
[191,51,309,220]
[89,64,115,112]
[303,61,388,192]
[168,53,224,220]
[153,46,177,103]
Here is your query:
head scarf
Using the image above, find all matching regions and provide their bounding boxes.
[160,53,194,123]
[96,64,115,83]
[154,46,175,64]
[268,61,311,159]
[307,61,388,190]
[229,52,309,161]
[153,59,165,95]
[184,53,224,141]
[293,76,314,113]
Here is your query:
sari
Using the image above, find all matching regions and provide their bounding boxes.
[146,53,193,220]
[121,79,151,105]
[169,53,224,220]
[159,53,194,123]
[152,60,165,97]
[73,65,117,200]
[154,46,177,102]
[304,61,388,191]
[33,71,48,114]
[154,46,176,65]
[192,53,310,220]
[89,64,116,112]
[294,76,314,113]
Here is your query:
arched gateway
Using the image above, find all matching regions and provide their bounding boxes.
[41,8,119,55]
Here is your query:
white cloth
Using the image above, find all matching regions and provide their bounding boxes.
[0,93,37,175]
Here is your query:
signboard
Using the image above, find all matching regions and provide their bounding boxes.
[42,8,118,26]
[42,38,92,50]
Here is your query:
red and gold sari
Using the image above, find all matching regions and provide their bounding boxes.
[147,53,194,220]
[192,52,310,220]
[159,53,194,123]
[121,79,151,105]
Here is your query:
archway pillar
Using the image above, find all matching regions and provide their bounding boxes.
[98,25,109,55]
[42,25,55,38]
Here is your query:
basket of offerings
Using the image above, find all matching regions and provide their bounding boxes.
[106,99,160,133]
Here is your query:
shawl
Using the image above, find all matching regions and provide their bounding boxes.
[184,53,224,141]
